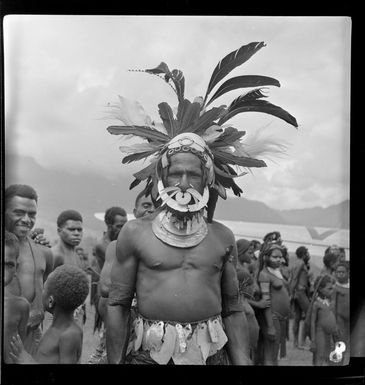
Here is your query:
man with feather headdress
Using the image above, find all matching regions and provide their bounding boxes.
[105,42,298,365]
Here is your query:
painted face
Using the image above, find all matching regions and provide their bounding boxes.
[335,265,349,284]
[319,282,334,299]
[4,246,17,287]
[166,152,205,194]
[267,248,283,269]
[58,220,83,247]
[109,215,127,241]
[5,196,37,239]
[134,195,155,219]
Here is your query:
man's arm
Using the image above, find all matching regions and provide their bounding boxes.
[94,243,107,271]
[310,302,318,352]
[43,247,54,281]
[59,330,82,364]
[106,221,138,364]
[18,298,30,343]
[259,272,276,341]
[220,232,251,365]
[99,241,117,298]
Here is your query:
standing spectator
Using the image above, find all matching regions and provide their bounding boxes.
[289,246,311,349]
[256,243,291,365]
[5,184,53,355]
[332,261,350,364]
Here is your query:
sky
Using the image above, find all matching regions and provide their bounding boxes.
[4,15,351,210]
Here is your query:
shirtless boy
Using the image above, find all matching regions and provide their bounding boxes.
[52,210,84,269]
[5,184,53,355]
[9,265,89,364]
[3,231,30,363]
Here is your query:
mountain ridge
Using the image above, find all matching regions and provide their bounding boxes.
[5,153,349,230]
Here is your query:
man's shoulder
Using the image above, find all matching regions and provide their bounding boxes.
[209,219,235,239]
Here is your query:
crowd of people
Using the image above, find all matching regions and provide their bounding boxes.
[3,183,349,366]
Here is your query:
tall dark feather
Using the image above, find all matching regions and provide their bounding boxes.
[122,150,158,164]
[179,102,201,133]
[189,106,226,136]
[158,102,177,137]
[107,125,170,143]
[213,149,267,168]
[218,99,298,127]
[209,127,246,148]
[204,42,267,104]
[206,75,280,106]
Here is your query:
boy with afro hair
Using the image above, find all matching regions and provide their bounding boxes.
[9,265,89,364]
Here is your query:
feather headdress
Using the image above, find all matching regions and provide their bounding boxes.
[107,42,298,222]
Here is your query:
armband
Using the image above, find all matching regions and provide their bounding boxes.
[221,293,244,318]
[108,283,135,308]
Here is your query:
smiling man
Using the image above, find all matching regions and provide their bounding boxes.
[5,184,53,355]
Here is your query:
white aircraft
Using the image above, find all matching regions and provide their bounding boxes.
[94,213,349,269]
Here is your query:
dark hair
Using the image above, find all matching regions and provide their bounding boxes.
[5,184,38,207]
[57,210,83,228]
[4,230,20,258]
[323,252,339,269]
[263,231,281,244]
[104,207,127,225]
[296,246,308,259]
[314,274,333,294]
[257,242,284,276]
[47,265,89,310]
[134,190,149,208]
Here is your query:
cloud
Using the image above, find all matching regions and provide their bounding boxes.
[4,16,350,210]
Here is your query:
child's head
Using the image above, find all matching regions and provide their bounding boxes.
[4,231,20,286]
[315,274,334,299]
[42,265,89,313]
[323,251,339,272]
[335,261,349,284]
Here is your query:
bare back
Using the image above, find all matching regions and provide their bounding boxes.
[34,322,82,364]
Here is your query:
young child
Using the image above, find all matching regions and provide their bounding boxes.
[307,274,339,366]
[332,261,350,364]
[9,264,89,364]
[3,231,30,363]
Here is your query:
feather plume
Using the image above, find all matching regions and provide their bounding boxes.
[133,161,157,181]
[189,106,226,135]
[105,96,153,126]
[213,148,266,168]
[119,142,161,155]
[219,98,298,127]
[204,42,267,104]
[107,125,170,143]
[178,101,201,133]
[122,150,158,164]
[158,102,177,137]
[206,75,280,106]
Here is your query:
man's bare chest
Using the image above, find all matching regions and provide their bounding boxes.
[18,241,45,277]
[136,228,228,271]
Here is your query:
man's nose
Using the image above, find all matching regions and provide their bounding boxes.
[179,174,189,191]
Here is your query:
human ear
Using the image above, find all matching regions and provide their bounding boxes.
[48,295,55,309]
